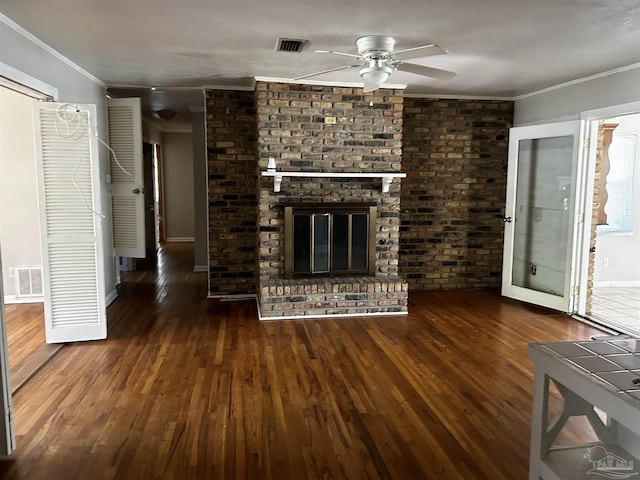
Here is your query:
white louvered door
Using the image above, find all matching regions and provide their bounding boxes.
[107,98,145,258]
[33,103,106,343]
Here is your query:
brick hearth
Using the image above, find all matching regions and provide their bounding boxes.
[258,276,407,319]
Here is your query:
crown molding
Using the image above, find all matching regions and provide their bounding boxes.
[403,93,513,101]
[255,76,407,90]
[202,83,255,91]
[514,63,640,100]
[109,84,205,91]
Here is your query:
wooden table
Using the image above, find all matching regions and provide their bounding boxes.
[528,339,640,479]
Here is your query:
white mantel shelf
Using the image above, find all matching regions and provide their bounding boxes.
[261,171,407,193]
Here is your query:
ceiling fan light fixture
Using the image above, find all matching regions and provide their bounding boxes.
[154,109,176,121]
[299,35,455,89]
[359,63,393,89]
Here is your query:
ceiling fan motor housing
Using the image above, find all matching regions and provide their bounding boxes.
[356,35,395,59]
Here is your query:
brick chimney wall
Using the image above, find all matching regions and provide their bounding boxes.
[255,81,404,282]
[205,90,258,295]
[205,89,514,298]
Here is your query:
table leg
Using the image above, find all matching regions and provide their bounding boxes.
[529,368,549,480]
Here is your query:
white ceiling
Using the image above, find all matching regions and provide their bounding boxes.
[2,0,639,120]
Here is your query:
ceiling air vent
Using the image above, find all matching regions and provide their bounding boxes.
[275,38,307,53]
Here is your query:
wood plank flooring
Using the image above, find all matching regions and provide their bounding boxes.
[6,303,45,375]
[5,303,63,393]
[0,243,603,479]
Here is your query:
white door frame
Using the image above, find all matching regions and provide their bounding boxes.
[0,64,58,454]
[0,248,15,455]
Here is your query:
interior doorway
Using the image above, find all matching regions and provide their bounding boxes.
[127,141,161,271]
[143,142,157,260]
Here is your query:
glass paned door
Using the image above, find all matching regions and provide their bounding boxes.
[502,121,583,312]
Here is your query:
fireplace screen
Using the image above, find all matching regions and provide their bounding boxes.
[284,203,377,277]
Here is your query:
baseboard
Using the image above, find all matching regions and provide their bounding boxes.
[5,291,118,306]
[193,265,208,272]
[105,289,118,307]
[593,280,640,288]
[3,295,44,304]
[165,237,195,243]
[208,293,257,300]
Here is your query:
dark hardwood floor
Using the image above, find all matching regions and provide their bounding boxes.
[0,243,602,479]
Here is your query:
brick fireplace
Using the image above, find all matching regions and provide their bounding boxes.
[205,88,513,313]
[255,81,408,319]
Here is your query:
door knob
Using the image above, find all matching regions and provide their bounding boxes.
[503,216,513,223]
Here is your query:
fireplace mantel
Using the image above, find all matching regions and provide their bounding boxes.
[261,170,406,193]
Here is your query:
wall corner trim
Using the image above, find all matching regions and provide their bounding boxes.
[105,289,118,307]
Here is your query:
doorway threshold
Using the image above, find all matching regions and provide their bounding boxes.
[571,313,623,336]
[11,343,64,394]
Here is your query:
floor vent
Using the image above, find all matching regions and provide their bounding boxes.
[275,38,307,53]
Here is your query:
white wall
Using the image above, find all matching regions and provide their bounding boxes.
[0,15,116,299]
[514,66,640,126]
[594,114,640,285]
[0,87,41,300]
[162,132,195,240]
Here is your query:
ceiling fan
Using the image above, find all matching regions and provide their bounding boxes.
[294,35,456,92]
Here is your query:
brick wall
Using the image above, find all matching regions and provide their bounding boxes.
[205,90,258,295]
[400,98,513,289]
[205,89,514,299]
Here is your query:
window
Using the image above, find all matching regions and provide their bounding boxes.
[599,133,636,234]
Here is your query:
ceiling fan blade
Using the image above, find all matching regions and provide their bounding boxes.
[293,64,361,80]
[315,49,363,59]
[395,62,456,81]
[392,44,446,61]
